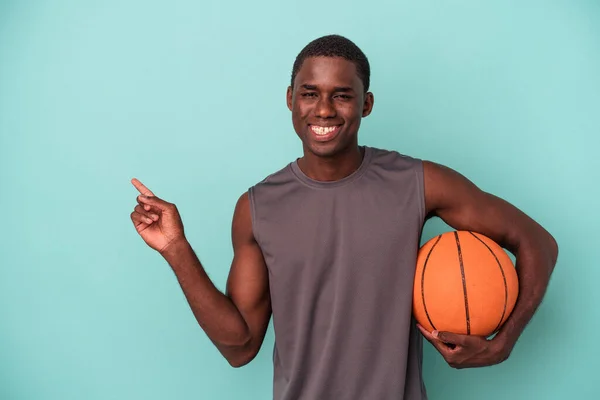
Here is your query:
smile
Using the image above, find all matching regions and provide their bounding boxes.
[310,125,340,136]
[309,125,342,142]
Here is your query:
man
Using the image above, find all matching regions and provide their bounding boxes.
[130,35,558,399]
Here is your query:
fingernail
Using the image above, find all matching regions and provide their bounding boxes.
[432,330,438,338]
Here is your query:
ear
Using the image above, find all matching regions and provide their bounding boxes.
[362,92,374,117]
[286,86,293,111]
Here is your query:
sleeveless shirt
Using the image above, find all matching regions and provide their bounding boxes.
[248,146,428,400]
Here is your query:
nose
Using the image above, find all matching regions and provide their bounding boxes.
[314,97,336,119]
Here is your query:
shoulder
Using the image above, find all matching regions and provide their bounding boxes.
[421,160,489,217]
[247,159,304,211]
[367,146,423,170]
[421,160,477,188]
[250,161,297,191]
[232,163,292,228]
[364,147,425,184]
[240,160,299,236]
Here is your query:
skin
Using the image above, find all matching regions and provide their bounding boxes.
[286,56,374,182]
[418,162,558,368]
[130,181,270,367]
[130,55,558,369]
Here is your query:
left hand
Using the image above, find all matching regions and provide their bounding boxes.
[417,324,511,369]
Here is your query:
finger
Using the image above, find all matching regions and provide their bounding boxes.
[417,325,455,356]
[136,196,156,212]
[428,337,455,358]
[131,178,155,196]
[435,331,469,347]
[417,324,442,345]
[131,210,154,226]
[134,205,160,221]
[416,324,432,338]
[136,194,170,211]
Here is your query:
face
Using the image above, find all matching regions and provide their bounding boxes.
[287,57,374,158]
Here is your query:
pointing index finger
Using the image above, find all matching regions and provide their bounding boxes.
[131,178,155,196]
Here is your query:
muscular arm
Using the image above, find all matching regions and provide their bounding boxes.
[422,161,558,362]
[161,192,271,367]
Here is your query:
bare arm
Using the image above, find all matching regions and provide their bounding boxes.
[418,161,559,367]
[131,179,271,367]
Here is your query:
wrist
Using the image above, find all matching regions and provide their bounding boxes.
[159,236,190,260]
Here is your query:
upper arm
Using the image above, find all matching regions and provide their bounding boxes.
[422,160,556,255]
[225,192,271,354]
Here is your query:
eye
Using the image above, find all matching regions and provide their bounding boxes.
[301,92,317,98]
[335,95,352,100]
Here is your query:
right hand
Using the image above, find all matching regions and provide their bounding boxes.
[130,178,185,253]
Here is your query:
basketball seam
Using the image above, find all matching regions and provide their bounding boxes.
[421,235,442,332]
[469,231,508,333]
[454,232,470,335]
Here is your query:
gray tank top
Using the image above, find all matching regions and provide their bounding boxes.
[249,146,428,400]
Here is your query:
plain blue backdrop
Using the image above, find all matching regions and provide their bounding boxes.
[1,0,599,399]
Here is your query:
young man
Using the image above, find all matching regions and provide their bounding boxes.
[130,35,558,399]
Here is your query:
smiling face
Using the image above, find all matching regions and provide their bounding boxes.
[287,56,374,158]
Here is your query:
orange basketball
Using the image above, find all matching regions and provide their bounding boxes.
[413,230,519,337]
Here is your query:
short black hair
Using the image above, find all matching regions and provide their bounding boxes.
[291,34,370,93]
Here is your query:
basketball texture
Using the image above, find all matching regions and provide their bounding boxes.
[413,230,519,337]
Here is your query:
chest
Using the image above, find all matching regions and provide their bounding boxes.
[258,187,422,281]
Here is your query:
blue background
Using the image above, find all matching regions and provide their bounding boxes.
[1,0,599,398]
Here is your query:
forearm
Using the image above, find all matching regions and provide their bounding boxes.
[495,230,559,350]
[160,238,253,362]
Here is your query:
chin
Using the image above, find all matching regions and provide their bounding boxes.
[305,140,348,158]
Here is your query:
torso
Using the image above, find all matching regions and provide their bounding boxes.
[249,146,428,400]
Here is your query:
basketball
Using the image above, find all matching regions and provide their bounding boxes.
[413,230,519,337]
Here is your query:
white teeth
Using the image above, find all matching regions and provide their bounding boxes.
[312,126,337,136]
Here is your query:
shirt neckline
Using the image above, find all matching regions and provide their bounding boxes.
[290,146,373,189]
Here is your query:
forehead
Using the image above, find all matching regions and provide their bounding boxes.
[295,56,362,91]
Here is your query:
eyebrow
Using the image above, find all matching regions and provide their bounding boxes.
[300,84,355,93]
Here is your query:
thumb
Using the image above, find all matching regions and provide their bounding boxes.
[433,330,467,346]
[137,194,171,211]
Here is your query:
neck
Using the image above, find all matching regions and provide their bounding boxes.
[297,145,364,182]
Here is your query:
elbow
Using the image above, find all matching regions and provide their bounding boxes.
[528,223,559,269]
[228,357,253,368]
[226,347,258,368]
[228,360,246,368]
[551,235,559,263]
[545,230,559,268]
[219,335,258,368]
